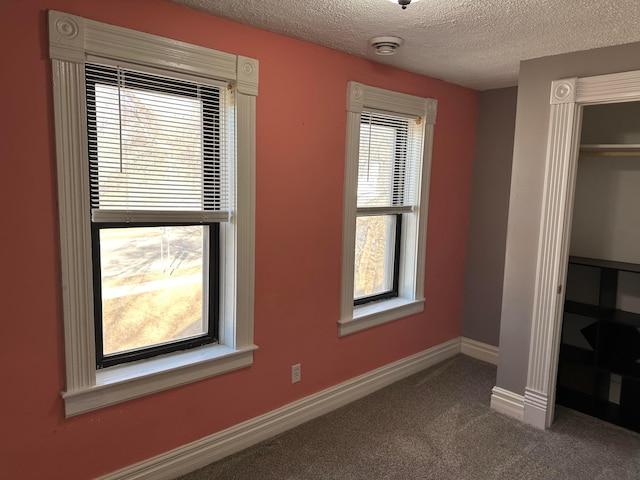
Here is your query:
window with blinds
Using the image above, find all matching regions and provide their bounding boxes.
[354,110,424,304]
[85,63,231,224]
[85,63,225,368]
[356,111,422,213]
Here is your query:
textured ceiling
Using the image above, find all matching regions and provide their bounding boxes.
[169,0,640,91]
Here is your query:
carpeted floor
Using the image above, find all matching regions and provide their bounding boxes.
[178,355,640,479]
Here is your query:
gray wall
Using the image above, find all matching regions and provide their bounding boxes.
[497,40,640,395]
[461,87,517,346]
[571,155,640,264]
[581,102,640,144]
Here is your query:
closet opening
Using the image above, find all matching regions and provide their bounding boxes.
[556,101,640,433]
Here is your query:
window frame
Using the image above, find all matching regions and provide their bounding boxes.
[49,10,259,417]
[339,82,437,337]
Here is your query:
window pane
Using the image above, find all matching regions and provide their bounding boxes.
[99,226,207,356]
[354,215,397,299]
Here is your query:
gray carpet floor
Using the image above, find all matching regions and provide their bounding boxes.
[178,355,640,479]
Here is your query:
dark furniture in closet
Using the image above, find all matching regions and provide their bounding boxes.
[556,256,640,433]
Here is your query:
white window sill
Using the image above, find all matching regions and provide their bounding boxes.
[338,297,425,337]
[62,343,258,417]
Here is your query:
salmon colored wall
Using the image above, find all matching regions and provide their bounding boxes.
[0,1,477,478]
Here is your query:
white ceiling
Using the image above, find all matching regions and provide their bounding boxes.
[170,0,640,91]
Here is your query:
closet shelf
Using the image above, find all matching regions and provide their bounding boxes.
[580,144,640,157]
[598,362,640,382]
[564,299,599,318]
[564,300,640,327]
[569,256,640,274]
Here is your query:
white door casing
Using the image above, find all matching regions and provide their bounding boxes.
[524,69,640,429]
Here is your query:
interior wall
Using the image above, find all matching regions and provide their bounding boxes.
[497,40,640,395]
[570,156,640,264]
[0,1,477,478]
[581,102,640,144]
[461,87,517,346]
[570,103,640,264]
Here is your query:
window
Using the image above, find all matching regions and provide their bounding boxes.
[49,10,258,416]
[354,112,419,305]
[86,63,226,368]
[339,82,437,336]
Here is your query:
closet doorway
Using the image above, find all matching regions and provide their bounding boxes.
[522,70,640,431]
[556,102,640,433]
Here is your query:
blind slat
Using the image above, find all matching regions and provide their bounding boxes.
[92,209,230,224]
[356,206,413,216]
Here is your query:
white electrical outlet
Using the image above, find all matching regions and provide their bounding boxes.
[291,363,301,383]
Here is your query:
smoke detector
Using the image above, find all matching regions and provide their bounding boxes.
[369,36,404,56]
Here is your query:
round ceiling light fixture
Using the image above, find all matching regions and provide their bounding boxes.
[388,0,421,9]
[369,36,404,55]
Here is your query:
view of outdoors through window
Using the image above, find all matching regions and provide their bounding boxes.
[354,215,396,298]
[354,121,400,300]
[100,226,206,355]
[92,72,212,358]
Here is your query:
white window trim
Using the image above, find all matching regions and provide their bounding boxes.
[49,10,258,417]
[339,82,437,337]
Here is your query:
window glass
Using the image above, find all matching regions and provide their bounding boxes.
[354,215,397,299]
[99,226,207,357]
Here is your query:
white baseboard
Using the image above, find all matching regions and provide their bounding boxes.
[460,337,499,365]
[490,386,525,420]
[100,338,461,480]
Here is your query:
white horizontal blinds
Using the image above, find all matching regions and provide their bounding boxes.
[357,110,423,216]
[86,63,229,223]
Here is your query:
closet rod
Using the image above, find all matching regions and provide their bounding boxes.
[579,150,640,157]
[579,144,640,157]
